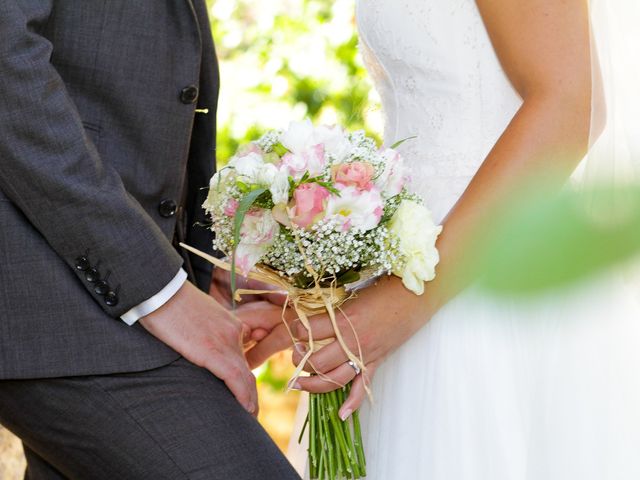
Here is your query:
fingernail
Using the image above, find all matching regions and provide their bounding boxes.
[290,381,302,391]
[294,343,308,354]
[246,402,257,414]
[339,408,353,422]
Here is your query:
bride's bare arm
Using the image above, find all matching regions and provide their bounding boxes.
[421,0,595,314]
[247,0,595,415]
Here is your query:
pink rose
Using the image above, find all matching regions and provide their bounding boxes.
[290,183,330,229]
[223,198,239,217]
[332,161,375,191]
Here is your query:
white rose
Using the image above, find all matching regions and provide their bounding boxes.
[280,119,315,154]
[312,125,352,162]
[389,200,442,295]
[204,167,234,211]
[281,120,351,162]
[229,152,264,183]
[254,163,278,186]
[270,169,290,205]
[325,185,384,231]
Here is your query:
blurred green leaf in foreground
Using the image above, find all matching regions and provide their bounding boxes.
[473,182,640,295]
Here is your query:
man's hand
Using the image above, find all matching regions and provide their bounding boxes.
[139,281,259,415]
[209,266,287,310]
[210,267,290,343]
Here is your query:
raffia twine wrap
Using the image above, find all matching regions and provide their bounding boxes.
[180,243,368,393]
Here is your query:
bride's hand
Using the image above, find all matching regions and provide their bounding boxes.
[290,275,434,417]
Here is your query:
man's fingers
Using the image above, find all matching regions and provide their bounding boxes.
[245,324,293,369]
[207,355,258,416]
[292,340,350,374]
[294,362,357,394]
[211,269,287,306]
[209,280,234,309]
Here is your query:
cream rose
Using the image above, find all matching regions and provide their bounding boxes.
[389,200,442,295]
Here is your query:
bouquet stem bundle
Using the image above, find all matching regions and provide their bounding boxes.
[306,384,367,479]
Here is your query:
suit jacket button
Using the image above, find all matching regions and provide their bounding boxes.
[158,199,177,218]
[94,281,110,296]
[75,256,91,271]
[104,291,119,307]
[85,267,100,283]
[180,85,199,104]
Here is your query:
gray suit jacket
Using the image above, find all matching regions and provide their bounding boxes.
[0,0,219,379]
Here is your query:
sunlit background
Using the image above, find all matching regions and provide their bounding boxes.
[209,0,381,162]
[0,1,376,476]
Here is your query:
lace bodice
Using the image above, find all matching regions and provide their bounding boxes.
[356,0,522,222]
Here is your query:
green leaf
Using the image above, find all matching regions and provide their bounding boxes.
[230,187,267,308]
[336,270,360,285]
[390,136,418,150]
[273,142,289,157]
[475,186,640,295]
[236,180,250,193]
[315,181,341,196]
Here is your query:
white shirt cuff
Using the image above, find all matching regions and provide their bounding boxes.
[120,268,188,326]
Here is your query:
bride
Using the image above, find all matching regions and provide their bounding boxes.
[249,0,640,478]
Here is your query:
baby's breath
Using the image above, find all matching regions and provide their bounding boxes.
[256,130,282,153]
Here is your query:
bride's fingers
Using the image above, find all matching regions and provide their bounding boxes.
[245,323,293,369]
[294,362,357,394]
[292,314,343,342]
[339,363,378,421]
[292,340,350,374]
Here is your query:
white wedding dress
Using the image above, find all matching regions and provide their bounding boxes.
[294,1,640,479]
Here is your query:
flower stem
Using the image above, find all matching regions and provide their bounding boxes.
[353,411,366,475]
[309,394,318,479]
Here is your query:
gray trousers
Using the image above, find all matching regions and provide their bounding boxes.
[0,359,300,480]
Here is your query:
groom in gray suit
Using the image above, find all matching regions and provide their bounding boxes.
[0,1,299,479]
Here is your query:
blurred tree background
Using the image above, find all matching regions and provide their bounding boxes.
[206,0,380,453]
[207,0,381,163]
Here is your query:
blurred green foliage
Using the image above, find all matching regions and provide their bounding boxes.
[206,0,381,164]
[474,184,640,295]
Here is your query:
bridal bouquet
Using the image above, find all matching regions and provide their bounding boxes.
[185,120,441,480]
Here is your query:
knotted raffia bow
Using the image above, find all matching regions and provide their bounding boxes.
[180,243,369,395]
